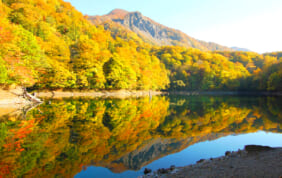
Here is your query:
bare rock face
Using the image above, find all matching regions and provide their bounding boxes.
[122,12,154,35]
[112,11,172,46]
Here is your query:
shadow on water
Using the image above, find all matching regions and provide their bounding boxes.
[0,95,281,177]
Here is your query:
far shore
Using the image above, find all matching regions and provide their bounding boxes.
[34,90,282,99]
[168,91,282,96]
[1,88,281,108]
[35,90,164,99]
[33,90,282,99]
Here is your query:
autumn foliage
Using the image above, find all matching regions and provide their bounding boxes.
[0,0,169,90]
[0,0,281,91]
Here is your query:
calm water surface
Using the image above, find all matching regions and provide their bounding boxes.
[0,95,281,177]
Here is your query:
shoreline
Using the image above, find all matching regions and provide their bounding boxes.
[167,91,282,96]
[1,89,281,106]
[35,90,164,99]
[141,145,282,178]
[29,90,282,99]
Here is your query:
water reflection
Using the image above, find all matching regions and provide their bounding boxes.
[0,96,281,177]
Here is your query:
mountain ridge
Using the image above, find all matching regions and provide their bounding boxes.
[89,9,234,51]
[231,46,251,52]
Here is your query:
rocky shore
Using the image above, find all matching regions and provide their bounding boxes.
[140,145,282,178]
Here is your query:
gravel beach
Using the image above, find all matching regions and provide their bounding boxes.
[141,145,282,178]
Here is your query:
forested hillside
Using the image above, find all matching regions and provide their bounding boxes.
[0,0,169,90]
[0,0,281,91]
[153,47,282,91]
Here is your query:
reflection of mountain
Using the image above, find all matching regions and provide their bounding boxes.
[109,133,231,172]
[0,96,281,177]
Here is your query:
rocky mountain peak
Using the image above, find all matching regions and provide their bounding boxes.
[129,11,143,18]
[122,12,162,39]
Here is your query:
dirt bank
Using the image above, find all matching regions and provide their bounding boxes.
[141,145,282,178]
[0,87,31,105]
[0,88,32,117]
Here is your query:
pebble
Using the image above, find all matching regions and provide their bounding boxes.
[197,159,205,164]
[170,165,175,171]
[144,168,152,175]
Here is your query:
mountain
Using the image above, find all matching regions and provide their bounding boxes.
[89,9,233,51]
[231,47,251,52]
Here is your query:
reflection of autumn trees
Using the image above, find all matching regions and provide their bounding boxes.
[159,96,281,138]
[0,97,169,177]
[0,96,281,177]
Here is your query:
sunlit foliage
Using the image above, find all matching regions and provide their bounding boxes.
[0,0,280,91]
[0,0,169,90]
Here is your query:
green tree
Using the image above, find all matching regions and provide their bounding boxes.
[267,72,282,91]
[103,54,136,89]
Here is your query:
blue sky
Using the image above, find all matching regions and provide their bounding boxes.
[65,0,282,53]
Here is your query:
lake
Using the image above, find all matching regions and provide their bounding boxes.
[0,95,281,177]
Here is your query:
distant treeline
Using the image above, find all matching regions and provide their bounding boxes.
[0,0,281,91]
[153,48,282,91]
